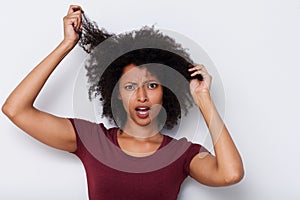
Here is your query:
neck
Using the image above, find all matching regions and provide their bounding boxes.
[122,119,160,139]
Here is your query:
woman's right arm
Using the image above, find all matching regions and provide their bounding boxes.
[2,5,83,152]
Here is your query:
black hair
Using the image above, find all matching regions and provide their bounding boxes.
[79,13,200,129]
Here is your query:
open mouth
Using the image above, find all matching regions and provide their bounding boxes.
[135,106,150,118]
[135,106,150,111]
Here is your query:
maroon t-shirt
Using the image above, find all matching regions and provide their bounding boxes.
[70,118,207,200]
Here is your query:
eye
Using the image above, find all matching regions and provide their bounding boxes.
[148,82,159,89]
[124,84,136,91]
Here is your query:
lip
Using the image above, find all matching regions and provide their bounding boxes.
[135,106,150,119]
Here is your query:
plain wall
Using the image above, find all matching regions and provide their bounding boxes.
[1,0,300,199]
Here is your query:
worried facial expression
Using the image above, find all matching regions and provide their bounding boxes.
[118,64,163,127]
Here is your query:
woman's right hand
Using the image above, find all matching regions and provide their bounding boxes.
[63,5,84,46]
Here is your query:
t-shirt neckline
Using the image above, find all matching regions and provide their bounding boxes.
[113,128,167,158]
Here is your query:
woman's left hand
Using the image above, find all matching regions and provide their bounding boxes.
[189,64,212,100]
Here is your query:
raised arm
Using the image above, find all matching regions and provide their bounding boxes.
[188,64,244,186]
[2,5,83,152]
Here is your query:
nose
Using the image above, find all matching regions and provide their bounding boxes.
[136,86,148,103]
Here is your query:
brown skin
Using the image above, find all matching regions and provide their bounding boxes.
[2,5,243,186]
[188,65,244,186]
[118,64,163,136]
[1,5,82,152]
[117,64,164,157]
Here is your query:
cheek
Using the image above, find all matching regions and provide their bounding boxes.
[149,90,163,104]
[119,91,134,109]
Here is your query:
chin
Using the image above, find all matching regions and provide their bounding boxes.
[133,118,152,127]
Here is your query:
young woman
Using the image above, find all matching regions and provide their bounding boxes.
[2,5,244,200]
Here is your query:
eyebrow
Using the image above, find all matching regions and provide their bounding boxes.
[123,80,160,85]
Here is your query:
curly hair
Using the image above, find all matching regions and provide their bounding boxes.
[78,13,202,129]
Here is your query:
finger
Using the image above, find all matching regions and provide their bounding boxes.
[190,70,205,77]
[73,11,83,28]
[189,67,209,78]
[68,10,83,22]
[67,5,83,15]
[188,65,204,72]
[72,15,81,30]
[188,67,206,74]
[65,14,82,31]
[194,64,206,71]
[67,5,83,14]
[64,16,78,26]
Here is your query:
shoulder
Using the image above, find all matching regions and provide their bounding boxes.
[69,118,109,132]
[163,134,201,148]
[69,118,118,154]
[161,134,206,158]
[69,118,105,141]
[69,118,118,141]
[69,118,99,127]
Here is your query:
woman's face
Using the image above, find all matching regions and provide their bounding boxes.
[118,64,163,127]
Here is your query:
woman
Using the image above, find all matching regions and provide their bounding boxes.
[2,5,244,200]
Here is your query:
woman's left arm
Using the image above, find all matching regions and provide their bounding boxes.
[188,64,244,186]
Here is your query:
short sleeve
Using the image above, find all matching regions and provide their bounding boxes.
[68,118,105,158]
[183,143,209,176]
[68,118,85,157]
[68,118,115,162]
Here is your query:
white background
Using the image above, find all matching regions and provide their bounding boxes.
[1,0,300,199]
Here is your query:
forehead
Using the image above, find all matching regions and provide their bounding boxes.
[121,64,159,82]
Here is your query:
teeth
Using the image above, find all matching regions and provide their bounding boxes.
[136,107,149,111]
